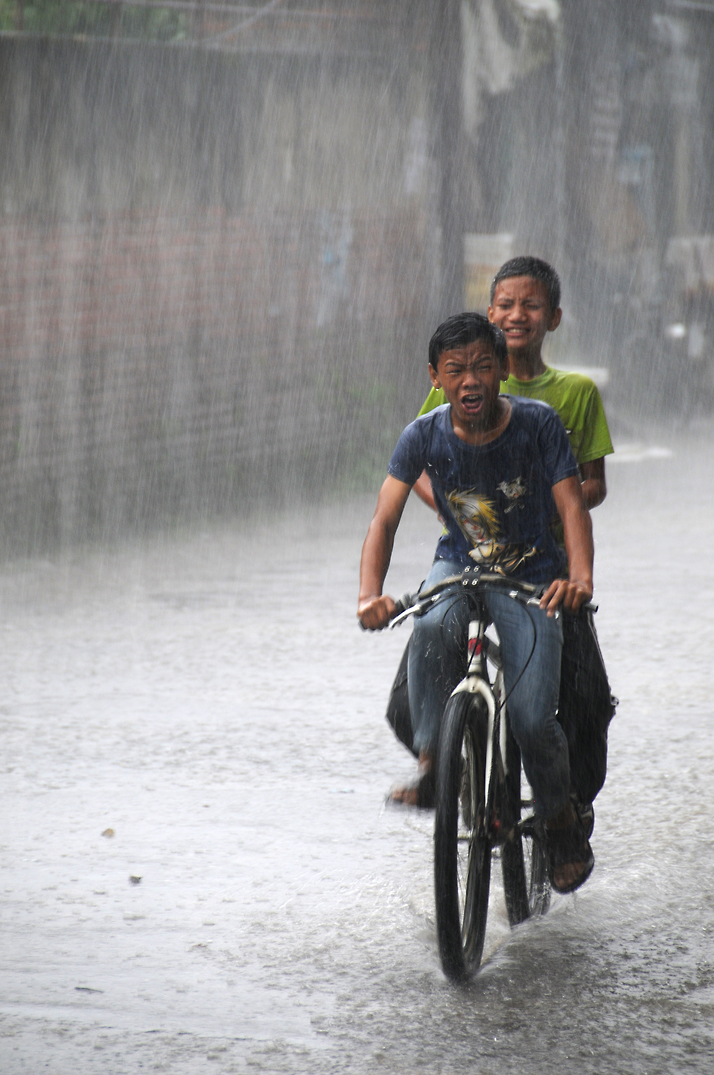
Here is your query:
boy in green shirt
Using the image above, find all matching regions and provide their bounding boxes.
[414,256,613,511]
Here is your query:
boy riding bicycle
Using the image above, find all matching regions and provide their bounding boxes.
[358,312,595,893]
[396,257,615,832]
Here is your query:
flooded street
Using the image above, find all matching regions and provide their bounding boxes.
[1,430,713,1075]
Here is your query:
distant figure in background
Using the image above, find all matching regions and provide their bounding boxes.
[386,257,616,832]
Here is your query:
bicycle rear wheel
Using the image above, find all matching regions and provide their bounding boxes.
[434,691,491,981]
[501,731,551,924]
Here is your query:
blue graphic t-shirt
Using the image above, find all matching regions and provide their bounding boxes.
[388,397,579,584]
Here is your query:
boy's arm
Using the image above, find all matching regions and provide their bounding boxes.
[574,380,612,507]
[580,457,607,509]
[412,470,438,512]
[412,388,444,513]
[540,475,594,616]
[358,476,412,630]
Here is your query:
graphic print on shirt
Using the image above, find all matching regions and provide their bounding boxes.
[446,486,538,575]
[496,476,527,513]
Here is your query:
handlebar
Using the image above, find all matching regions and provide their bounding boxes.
[389,567,596,628]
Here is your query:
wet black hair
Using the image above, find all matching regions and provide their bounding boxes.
[489,255,561,313]
[428,312,507,370]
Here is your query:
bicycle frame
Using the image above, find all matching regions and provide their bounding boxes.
[451,616,508,843]
[390,567,554,978]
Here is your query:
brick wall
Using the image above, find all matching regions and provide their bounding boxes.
[0,34,440,549]
[0,205,435,546]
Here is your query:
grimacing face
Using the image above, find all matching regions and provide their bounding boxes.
[429,340,506,434]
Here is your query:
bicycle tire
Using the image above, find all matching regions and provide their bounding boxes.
[525,823,551,916]
[434,691,491,981]
[501,731,551,923]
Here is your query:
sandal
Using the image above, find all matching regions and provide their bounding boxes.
[573,798,594,840]
[546,814,594,894]
[386,767,435,809]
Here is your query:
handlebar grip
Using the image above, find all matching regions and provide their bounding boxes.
[392,592,416,618]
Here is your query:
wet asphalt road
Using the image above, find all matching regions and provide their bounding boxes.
[1,432,713,1074]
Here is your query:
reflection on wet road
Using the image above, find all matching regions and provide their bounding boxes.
[1,435,713,1073]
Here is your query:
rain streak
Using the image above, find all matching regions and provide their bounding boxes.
[0,3,713,1073]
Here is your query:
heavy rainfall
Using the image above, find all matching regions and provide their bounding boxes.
[0,1,713,1072]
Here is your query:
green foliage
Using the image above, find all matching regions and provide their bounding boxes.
[0,1,187,42]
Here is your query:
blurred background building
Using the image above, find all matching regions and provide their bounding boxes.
[0,0,712,548]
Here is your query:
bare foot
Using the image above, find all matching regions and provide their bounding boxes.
[387,753,435,809]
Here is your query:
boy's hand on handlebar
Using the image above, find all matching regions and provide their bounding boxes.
[539,577,593,617]
[358,594,397,631]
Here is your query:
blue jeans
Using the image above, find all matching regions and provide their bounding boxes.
[407,559,569,818]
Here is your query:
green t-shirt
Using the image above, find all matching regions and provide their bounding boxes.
[417,366,613,467]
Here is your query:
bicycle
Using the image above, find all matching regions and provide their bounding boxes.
[390,564,565,981]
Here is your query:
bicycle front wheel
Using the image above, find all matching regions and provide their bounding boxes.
[434,691,491,981]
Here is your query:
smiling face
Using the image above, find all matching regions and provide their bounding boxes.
[429,340,508,443]
[487,275,561,366]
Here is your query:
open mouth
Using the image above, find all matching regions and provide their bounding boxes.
[461,393,483,415]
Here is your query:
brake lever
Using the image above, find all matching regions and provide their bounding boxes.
[389,596,436,628]
[389,603,422,628]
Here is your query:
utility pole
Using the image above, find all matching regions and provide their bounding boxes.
[110,2,123,38]
[430,0,465,317]
[194,0,207,41]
